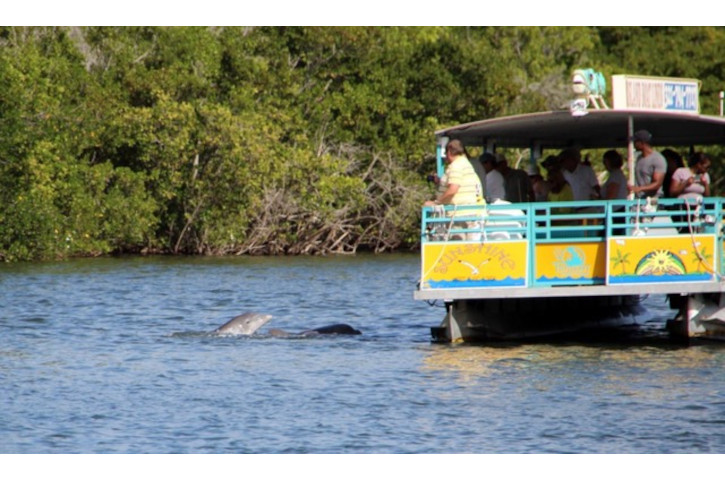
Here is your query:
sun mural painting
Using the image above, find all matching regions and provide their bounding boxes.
[634,249,687,276]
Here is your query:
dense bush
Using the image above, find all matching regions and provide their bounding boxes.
[1,26,724,261]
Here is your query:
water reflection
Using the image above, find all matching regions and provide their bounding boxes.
[422,340,725,403]
[422,344,540,379]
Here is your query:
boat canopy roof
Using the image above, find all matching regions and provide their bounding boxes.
[436,109,725,150]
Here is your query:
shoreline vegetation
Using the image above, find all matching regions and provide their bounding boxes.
[2,27,724,262]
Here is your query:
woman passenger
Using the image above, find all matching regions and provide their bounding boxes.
[601,150,628,200]
[669,152,711,200]
[662,149,685,198]
[546,161,575,224]
[527,164,549,202]
[601,150,627,235]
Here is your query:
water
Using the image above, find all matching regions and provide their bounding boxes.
[1,254,724,454]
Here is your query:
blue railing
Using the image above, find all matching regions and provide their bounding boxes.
[422,198,724,244]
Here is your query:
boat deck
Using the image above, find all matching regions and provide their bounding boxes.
[416,197,725,301]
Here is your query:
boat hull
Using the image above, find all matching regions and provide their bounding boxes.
[667,292,725,343]
[432,295,644,342]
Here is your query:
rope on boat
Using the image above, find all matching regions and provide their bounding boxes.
[420,204,458,287]
[684,199,722,280]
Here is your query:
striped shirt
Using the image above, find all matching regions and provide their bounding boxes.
[443,155,485,206]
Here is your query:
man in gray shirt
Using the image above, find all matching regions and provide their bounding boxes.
[629,129,667,198]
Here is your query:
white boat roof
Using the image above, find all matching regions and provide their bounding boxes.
[436,109,725,149]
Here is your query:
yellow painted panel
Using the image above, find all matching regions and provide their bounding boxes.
[608,235,717,283]
[535,242,606,280]
[421,241,528,288]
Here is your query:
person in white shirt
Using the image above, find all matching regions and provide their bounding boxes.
[559,148,600,201]
[480,153,505,203]
[669,151,711,233]
[669,152,711,200]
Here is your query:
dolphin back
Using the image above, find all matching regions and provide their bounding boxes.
[214,312,273,336]
[302,324,362,336]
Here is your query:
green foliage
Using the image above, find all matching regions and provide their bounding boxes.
[595,27,725,113]
[1,26,724,261]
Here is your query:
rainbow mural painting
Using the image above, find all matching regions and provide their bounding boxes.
[607,235,716,284]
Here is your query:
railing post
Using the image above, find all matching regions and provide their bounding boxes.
[528,204,536,287]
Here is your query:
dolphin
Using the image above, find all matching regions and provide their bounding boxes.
[213,312,273,336]
[268,323,362,337]
[213,313,361,337]
[301,324,362,336]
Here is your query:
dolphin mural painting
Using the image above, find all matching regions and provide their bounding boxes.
[213,312,361,337]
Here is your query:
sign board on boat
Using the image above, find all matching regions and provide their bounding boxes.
[611,74,700,114]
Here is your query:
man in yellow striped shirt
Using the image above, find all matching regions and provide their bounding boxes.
[424,140,485,239]
[425,140,484,208]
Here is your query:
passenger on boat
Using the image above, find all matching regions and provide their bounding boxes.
[629,129,667,198]
[424,140,484,207]
[669,152,711,233]
[480,152,506,203]
[539,155,559,201]
[662,149,685,198]
[495,153,532,203]
[669,152,711,200]
[601,150,628,200]
[559,148,600,201]
[527,163,549,202]
[540,155,558,172]
[601,150,628,235]
[467,151,488,197]
[423,140,486,240]
[545,162,575,222]
[424,140,485,239]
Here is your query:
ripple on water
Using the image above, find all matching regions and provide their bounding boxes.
[1,255,725,453]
